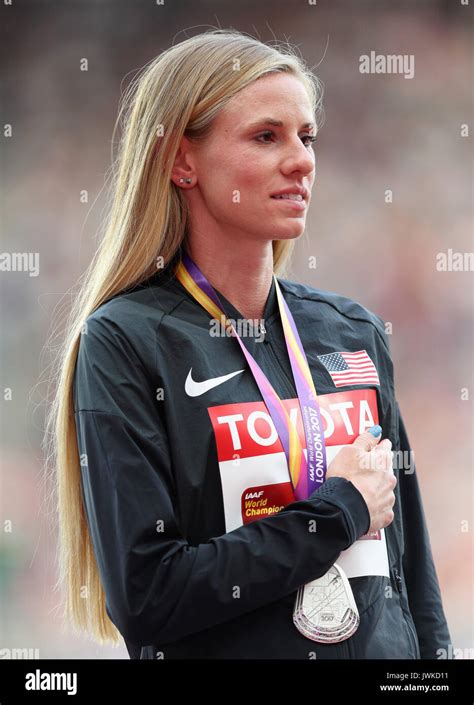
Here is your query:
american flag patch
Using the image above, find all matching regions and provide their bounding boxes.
[317,350,380,388]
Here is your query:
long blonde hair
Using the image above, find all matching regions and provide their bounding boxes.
[44,28,324,646]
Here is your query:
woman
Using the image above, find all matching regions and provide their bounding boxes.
[47,29,451,659]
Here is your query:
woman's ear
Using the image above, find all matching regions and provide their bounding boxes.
[170,135,196,186]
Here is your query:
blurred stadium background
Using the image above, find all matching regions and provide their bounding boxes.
[1,0,472,658]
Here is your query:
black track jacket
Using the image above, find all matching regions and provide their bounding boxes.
[73,254,451,659]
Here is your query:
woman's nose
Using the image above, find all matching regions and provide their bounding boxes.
[284,140,315,176]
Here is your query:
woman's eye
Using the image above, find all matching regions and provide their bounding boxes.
[255,131,317,148]
[255,131,275,143]
[302,134,318,147]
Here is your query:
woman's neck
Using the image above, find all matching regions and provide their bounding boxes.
[184,237,274,321]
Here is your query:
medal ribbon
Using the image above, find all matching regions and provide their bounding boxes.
[174,249,328,502]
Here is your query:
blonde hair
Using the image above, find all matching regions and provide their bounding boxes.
[44,28,324,646]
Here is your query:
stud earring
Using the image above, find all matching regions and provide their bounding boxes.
[178,177,192,184]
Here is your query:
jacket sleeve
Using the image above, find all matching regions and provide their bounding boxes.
[73,312,370,646]
[396,401,452,659]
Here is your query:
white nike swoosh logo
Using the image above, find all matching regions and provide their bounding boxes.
[185,367,245,397]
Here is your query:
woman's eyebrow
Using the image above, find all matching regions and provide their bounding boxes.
[245,117,316,130]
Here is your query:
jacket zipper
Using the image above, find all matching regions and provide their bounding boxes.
[261,340,296,399]
[393,567,420,658]
[393,567,403,593]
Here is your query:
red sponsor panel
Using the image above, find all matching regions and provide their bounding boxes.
[208,388,379,462]
[241,483,295,525]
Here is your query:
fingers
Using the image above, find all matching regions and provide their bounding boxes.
[362,443,395,473]
[375,448,394,473]
[352,425,383,452]
[374,489,397,531]
[381,508,395,530]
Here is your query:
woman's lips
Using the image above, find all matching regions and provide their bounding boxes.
[270,196,306,211]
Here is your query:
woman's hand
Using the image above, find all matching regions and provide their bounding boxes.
[326,427,397,533]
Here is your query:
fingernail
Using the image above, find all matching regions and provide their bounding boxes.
[368,425,382,437]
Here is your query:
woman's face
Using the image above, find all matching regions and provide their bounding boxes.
[179,72,317,244]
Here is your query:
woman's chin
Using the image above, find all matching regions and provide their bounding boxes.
[271,223,306,240]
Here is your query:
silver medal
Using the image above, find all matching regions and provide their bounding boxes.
[293,563,359,643]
